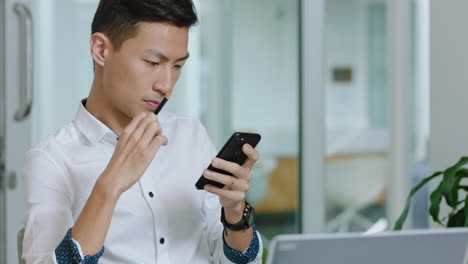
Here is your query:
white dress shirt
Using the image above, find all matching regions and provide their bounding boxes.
[21,100,262,264]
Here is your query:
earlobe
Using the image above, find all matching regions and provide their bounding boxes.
[90,33,109,67]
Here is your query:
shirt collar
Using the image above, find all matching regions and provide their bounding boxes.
[73,98,118,145]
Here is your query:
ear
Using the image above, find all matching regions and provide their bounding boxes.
[90,32,111,67]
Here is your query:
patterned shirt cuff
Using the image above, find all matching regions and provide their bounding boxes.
[55,228,105,264]
[223,225,260,264]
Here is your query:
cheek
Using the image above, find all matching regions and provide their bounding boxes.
[172,71,181,85]
[105,60,143,93]
[103,66,129,98]
[135,67,157,88]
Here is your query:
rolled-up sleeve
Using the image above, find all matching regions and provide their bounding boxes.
[202,191,263,264]
[54,228,104,264]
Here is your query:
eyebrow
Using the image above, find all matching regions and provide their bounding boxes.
[144,49,190,62]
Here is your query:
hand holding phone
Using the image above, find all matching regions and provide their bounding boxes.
[195,132,261,190]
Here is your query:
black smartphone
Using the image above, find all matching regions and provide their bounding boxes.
[195,132,261,190]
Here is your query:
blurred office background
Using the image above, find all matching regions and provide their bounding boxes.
[3,0,468,263]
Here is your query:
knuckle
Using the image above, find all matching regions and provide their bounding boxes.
[234,164,242,175]
[136,148,145,156]
[155,135,166,145]
[156,135,164,143]
[149,122,158,132]
[253,153,259,162]
[238,166,247,176]
[246,173,252,181]
[153,117,160,125]
[140,152,151,163]
[239,192,245,201]
[128,135,138,145]
[136,142,146,152]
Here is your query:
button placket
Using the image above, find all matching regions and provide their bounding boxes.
[138,166,169,262]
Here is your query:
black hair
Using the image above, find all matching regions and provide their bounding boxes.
[91,0,198,50]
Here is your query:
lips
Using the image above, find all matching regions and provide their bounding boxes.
[144,99,160,109]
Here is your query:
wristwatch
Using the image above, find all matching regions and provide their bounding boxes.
[221,201,255,231]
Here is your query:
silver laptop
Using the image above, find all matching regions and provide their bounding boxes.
[267,228,468,264]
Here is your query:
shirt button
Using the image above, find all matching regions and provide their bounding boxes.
[160,238,165,244]
[149,192,154,198]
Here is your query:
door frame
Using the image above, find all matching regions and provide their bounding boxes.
[300,0,326,233]
[0,0,6,262]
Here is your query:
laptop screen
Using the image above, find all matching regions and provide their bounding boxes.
[267,228,468,264]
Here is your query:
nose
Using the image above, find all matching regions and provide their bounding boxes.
[152,66,174,96]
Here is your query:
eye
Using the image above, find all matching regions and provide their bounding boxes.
[175,65,184,70]
[144,60,159,66]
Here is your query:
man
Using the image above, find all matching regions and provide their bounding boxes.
[21,0,262,263]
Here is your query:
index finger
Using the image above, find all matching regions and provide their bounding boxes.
[119,112,149,140]
[241,144,259,169]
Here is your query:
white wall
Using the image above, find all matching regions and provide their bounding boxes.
[325,0,367,131]
[429,0,468,225]
[324,0,390,156]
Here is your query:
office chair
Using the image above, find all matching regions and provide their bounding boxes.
[17,227,26,264]
[325,153,388,232]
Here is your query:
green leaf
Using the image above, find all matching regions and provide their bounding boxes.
[447,209,465,227]
[449,171,465,209]
[429,180,445,225]
[464,194,468,227]
[440,157,468,208]
[459,185,468,192]
[429,158,468,225]
[393,171,442,230]
[262,248,268,264]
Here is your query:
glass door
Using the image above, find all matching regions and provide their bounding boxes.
[198,0,302,243]
[322,0,429,233]
[3,0,34,263]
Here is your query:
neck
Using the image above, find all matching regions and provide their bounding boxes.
[85,70,131,136]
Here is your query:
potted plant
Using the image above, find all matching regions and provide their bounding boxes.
[394,157,468,230]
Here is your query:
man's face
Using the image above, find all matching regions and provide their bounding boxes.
[101,22,189,119]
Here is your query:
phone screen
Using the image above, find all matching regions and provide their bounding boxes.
[195,132,261,190]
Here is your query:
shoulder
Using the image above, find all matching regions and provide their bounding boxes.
[159,111,204,128]
[158,112,215,153]
[158,112,208,138]
[25,122,81,167]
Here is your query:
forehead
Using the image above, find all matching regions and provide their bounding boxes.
[120,22,189,57]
